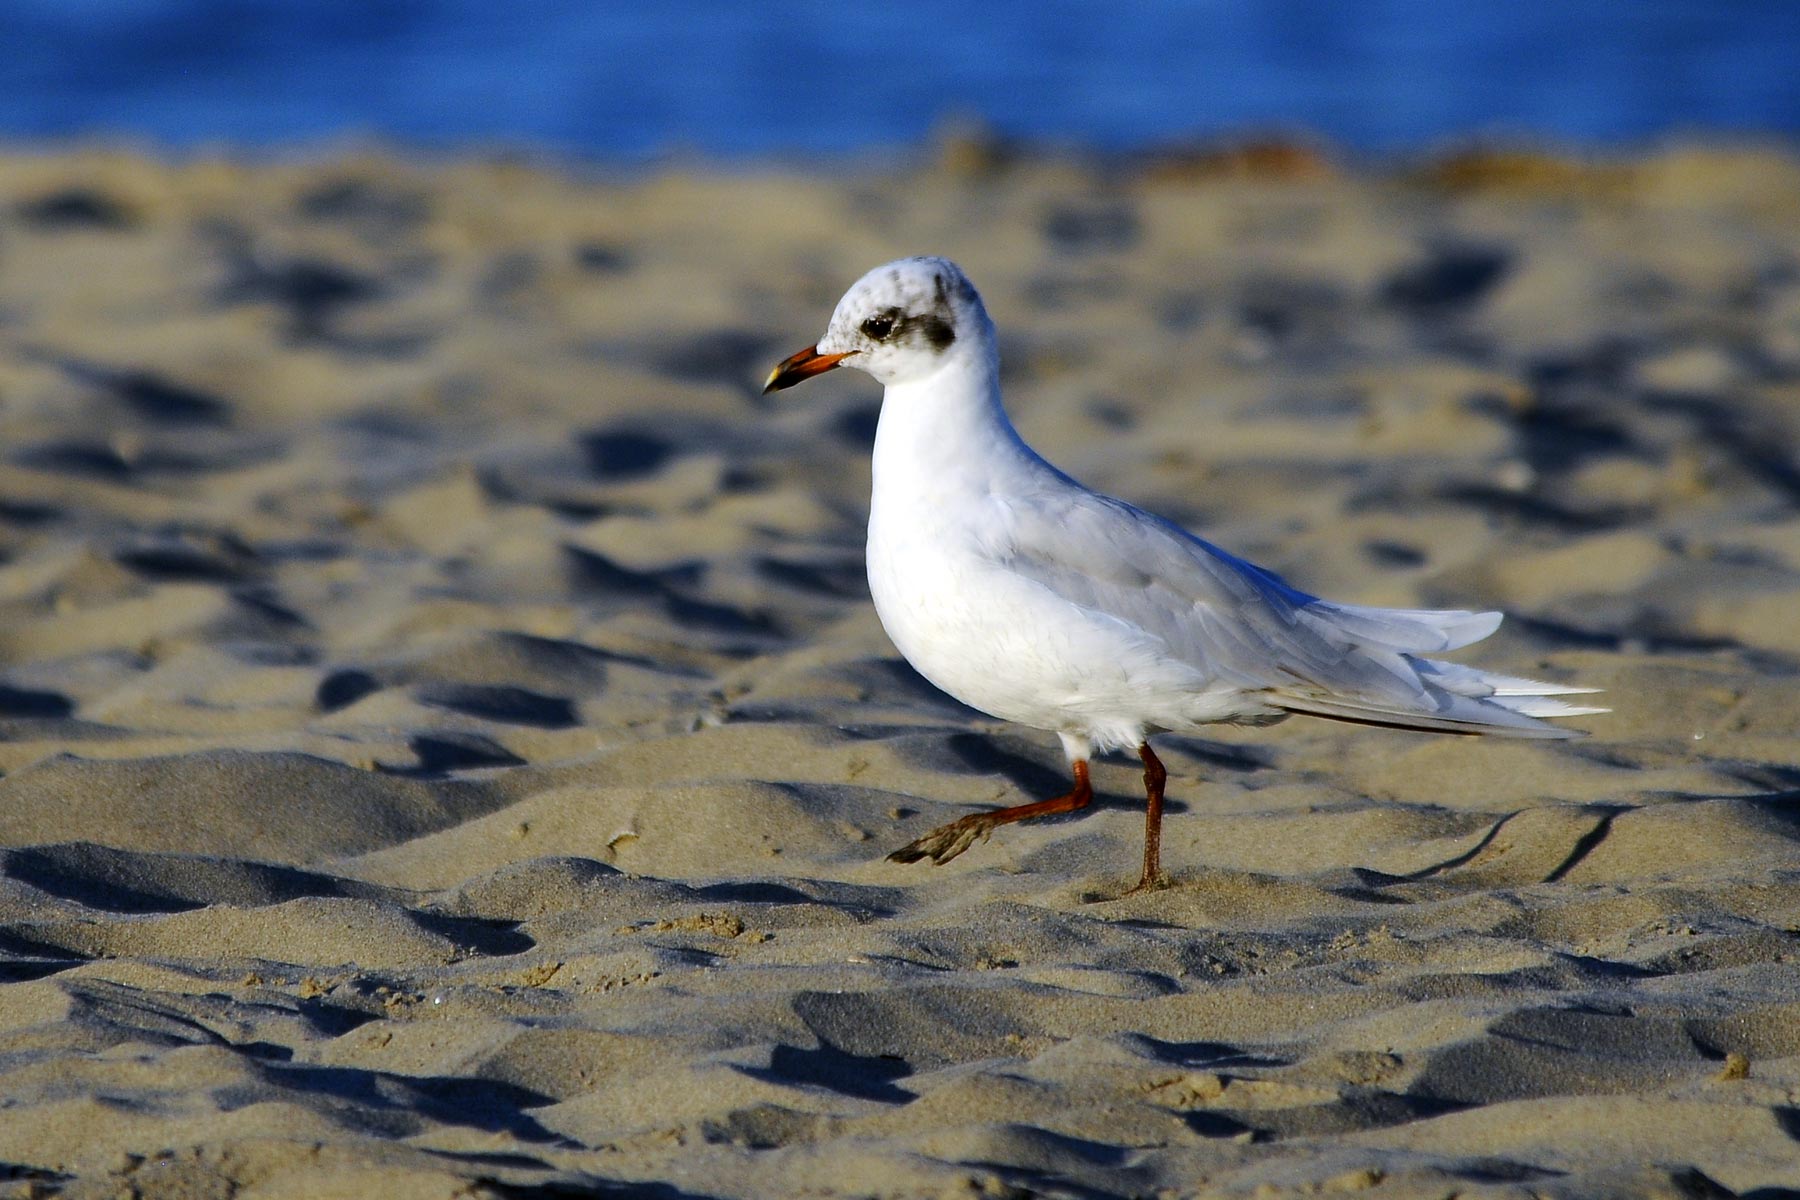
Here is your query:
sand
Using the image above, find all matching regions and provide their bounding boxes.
[0,139,1797,1198]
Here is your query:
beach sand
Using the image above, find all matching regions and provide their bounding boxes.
[0,140,1797,1197]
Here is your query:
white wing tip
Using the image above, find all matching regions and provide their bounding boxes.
[1494,692,1610,718]
[1491,681,1606,697]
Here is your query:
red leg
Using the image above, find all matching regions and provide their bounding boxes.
[889,760,1093,866]
[1124,744,1170,894]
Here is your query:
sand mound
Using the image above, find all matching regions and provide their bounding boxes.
[0,750,510,861]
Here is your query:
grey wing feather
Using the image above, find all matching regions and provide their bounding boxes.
[993,488,1605,737]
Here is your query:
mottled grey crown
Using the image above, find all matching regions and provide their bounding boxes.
[817,257,989,385]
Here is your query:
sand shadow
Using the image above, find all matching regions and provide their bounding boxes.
[249,1063,569,1144]
[416,684,578,729]
[738,1042,913,1103]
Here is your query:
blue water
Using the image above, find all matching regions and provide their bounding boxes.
[3,1,1797,160]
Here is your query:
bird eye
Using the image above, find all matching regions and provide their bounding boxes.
[860,313,897,341]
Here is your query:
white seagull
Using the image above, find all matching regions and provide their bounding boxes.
[764,256,1605,894]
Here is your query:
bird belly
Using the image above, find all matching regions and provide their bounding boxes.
[866,526,1225,747]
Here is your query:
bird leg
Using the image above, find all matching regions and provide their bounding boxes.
[888,760,1093,866]
[1124,743,1170,894]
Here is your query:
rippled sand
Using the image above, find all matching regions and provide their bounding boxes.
[0,142,1797,1197]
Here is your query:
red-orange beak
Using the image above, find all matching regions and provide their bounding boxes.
[762,345,852,394]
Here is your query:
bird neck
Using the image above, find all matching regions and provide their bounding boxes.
[871,344,1029,502]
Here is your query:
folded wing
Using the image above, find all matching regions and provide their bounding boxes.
[991,486,1606,738]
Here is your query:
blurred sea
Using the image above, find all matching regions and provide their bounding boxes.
[3,0,1797,159]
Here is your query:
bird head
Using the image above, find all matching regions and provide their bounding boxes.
[763,256,989,394]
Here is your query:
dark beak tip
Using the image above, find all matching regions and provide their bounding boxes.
[761,344,846,395]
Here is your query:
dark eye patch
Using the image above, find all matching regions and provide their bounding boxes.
[860,300,958,352]
[910,312,956,350]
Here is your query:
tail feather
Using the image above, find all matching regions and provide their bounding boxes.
[1414,658,1605,700]
[1272,653,1607,739]
[1273,691,1591,739]
[1493,693,1611,719]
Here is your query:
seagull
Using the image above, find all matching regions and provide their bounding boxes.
[764,256,1605,894]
